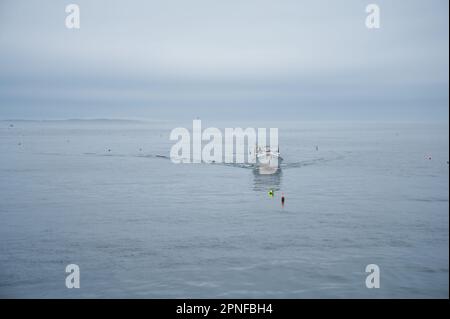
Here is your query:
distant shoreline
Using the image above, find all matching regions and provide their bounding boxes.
[0,118,153,123]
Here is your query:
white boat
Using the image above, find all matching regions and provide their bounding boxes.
[254,145,282,175]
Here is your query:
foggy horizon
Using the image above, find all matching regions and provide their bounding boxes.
[0,0,448,121]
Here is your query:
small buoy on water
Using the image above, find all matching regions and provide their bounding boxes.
[281,193,285,206]
[268,189,274,197]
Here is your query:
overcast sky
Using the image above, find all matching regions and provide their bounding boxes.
[0,0,448,120]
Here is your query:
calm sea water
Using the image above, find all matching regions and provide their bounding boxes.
[0,120,448,298]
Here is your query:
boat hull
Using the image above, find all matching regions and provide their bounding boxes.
[256,152,282,175]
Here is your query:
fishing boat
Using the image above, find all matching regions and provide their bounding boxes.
[254,145,282,175]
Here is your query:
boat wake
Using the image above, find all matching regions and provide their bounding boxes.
[34,151,343,171]
[135,153,344,171]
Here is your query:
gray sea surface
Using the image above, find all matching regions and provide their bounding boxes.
[0,119,448,298]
